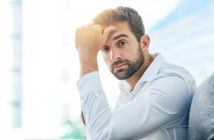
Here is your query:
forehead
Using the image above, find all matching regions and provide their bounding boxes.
[105,22,136,42]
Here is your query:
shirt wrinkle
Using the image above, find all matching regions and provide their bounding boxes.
[77,53,196,140]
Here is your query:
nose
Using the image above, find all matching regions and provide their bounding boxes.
[110,47,121,61]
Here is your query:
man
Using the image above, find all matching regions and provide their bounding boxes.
[75,6,196,140]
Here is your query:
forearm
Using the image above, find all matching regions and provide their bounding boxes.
[79,54,98,77]
[77,72,112,139]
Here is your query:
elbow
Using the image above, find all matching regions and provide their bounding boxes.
[88,122,113,140]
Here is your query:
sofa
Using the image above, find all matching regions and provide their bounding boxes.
[188,73,214,140]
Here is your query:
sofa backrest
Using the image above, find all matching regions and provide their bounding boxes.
[188,73,214,140]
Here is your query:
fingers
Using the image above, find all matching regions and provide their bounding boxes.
[75,24,103,48]
[75,24,116,52]
[102,26,116,44]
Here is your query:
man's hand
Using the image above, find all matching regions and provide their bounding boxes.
[75,24,115,57]
[80,111,85,125]
[75,24,115,77]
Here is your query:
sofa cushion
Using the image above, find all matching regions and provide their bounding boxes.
[188,73,214,140]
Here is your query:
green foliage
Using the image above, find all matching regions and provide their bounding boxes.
[61,119,86,140]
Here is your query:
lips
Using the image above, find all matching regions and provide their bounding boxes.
[113,63,126,70]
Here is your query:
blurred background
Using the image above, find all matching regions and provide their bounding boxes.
[0,0,213,139]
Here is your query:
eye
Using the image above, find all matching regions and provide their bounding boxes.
[118,41,126,46]
[102,46,110,52]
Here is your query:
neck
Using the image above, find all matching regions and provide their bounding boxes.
[126,53,153,90]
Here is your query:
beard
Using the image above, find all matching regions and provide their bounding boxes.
[110,44,144,80]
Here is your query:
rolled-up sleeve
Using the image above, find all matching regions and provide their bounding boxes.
[77,72,191,140]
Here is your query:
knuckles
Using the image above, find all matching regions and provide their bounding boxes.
[75,24,103,45]
[75,24,114,52]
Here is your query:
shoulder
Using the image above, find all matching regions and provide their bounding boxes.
[156,62,196,93]
[142,62,196,110]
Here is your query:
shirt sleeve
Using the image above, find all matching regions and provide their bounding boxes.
[77,72,192,140]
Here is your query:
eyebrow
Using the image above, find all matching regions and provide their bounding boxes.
[113,34,129,40]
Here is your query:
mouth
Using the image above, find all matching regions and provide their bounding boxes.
[113,63,126,70]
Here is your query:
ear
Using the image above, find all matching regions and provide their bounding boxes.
[140,34,150,51]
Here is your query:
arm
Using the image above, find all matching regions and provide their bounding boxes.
[77,72,191,139]
[75,24,115,126]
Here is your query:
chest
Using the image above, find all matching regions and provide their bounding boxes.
[116,81,148,108]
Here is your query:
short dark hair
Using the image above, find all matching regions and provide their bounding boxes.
[92,6,145,42]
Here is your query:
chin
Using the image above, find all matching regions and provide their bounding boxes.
[115,76,126,80]
[114,73,129,80]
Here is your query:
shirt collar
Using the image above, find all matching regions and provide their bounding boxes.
[119,53,164,92]
[138,53,164,83]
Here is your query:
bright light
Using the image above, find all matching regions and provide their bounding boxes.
[0,0,180,139]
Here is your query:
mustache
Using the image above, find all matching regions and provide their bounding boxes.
[111,60,130,68]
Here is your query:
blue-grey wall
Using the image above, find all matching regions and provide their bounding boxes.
[149,0,214,84]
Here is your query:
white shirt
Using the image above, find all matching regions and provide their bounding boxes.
[77,54,196,140]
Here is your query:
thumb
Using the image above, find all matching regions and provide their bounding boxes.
[102,26,116,44]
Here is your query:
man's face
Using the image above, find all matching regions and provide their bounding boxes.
[101,22,144,80]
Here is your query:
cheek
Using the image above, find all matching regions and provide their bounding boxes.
[103,54,111,66]
[127,45,140,58]
[122,48,135,60]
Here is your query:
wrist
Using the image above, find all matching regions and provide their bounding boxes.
[79,54,98,77]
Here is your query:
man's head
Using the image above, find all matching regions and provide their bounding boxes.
[92,7,150,80]
[92,6,145,42]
